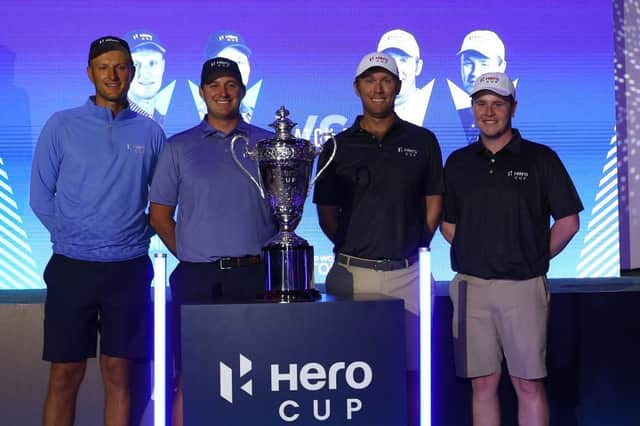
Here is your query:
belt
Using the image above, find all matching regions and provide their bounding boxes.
[336,253,418,271]
[218,255,261,270]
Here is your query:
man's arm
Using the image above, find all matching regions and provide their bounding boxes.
[316,205,338,244]
[150,202,178,256]
[29,117,60,233]
[549,213,579,259]
[425,195,443,246]
[440,221,456,244]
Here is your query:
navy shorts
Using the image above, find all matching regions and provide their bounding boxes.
[43,254,153,363]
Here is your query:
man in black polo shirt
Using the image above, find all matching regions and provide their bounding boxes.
[313,51,444,424]
[441,72,582,426]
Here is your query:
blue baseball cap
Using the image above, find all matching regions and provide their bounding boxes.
[123,29,166,53]
[205,30,251,58]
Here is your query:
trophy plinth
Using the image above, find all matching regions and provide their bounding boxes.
[231,107,336,302]
[263,235,319,303]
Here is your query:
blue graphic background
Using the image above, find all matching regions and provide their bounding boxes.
[0,0,615,286]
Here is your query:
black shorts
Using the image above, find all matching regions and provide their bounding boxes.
[43,254,153,362]
[169,260,264,370]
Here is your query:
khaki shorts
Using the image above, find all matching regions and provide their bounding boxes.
[449,273,550,379]
[325,260,421,370]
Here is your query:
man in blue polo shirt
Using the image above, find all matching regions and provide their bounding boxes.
[149,57,276,426]
[188,30,262,123]
[30,36,166,426]
[441,72,582,426]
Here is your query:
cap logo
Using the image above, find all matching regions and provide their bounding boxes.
[369,55,389,64]
[219,34,240,43]
[211,59,231,68]
[132,32,154,42]
[479,75,499,84]
[98,37,121,45]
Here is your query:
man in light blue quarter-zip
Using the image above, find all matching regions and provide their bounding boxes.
[30,35,166,426]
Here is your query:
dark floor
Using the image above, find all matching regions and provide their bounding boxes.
[2,278,640,425]
[431,278,640,426]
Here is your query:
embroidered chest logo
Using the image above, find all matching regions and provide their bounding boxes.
[397,147,418,158]
[507,170,529,181]
[127,144,145,154]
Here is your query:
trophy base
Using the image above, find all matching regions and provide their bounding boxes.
[263,243,319,303]
[261,288,321,303]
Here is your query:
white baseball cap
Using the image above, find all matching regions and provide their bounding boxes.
[377,29,420,58]
[470,72,516,99]
[355,52,399,78]
[457,30,505,60]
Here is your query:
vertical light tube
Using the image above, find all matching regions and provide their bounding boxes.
[153,253,167,426]
[418,247,431,426]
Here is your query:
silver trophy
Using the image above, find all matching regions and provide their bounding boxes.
[231,106,336,302]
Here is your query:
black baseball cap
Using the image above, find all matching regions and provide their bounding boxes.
[88,36,132,63]
[200,57,244,87]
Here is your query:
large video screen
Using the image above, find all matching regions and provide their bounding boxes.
[0,0,615,288]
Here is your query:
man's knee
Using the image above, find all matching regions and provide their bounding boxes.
[100,355,131,390]
[48,362,86,394]
[511,376,545,399]
[471,373,500,399]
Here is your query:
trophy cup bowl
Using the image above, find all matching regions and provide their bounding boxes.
[231,106,336,302]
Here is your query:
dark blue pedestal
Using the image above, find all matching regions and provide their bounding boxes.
[181,294,407,425]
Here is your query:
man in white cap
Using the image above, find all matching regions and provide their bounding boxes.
[124,29,176,127]
[313,51,443,425]
[377,29,434,126]
[441,72,582,426]
[447,30,512,143]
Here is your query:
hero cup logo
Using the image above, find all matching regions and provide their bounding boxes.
[479,75,500,85]
[219,353,253,403]
[219,354,374,422]
[212,59,232,68]
[506,170,529,181]
[369,55,389,65]
[220,34,240,43]
[99,37,120,45]
[133,33,154,42]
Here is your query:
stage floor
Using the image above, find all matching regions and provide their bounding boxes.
[2,277,639,426]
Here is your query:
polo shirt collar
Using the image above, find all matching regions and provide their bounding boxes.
[473,128,523,156]
[198,116,250,139]
[86,96,136,121]
[345,114,403,138]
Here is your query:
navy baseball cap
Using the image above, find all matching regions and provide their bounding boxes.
[123,30,166,53]
[88,36,132,63]
[200,57,245,87]
[205,31,252,58]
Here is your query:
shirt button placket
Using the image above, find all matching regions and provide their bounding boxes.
[489,156,496,175]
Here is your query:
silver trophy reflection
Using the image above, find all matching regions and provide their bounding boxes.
[231,107,336,302]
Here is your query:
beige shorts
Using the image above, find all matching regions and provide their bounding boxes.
[449,273,550,379]
[325,259,422,370]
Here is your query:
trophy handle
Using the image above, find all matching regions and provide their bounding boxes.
[230,134,265,199]
[310,132,337,187]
